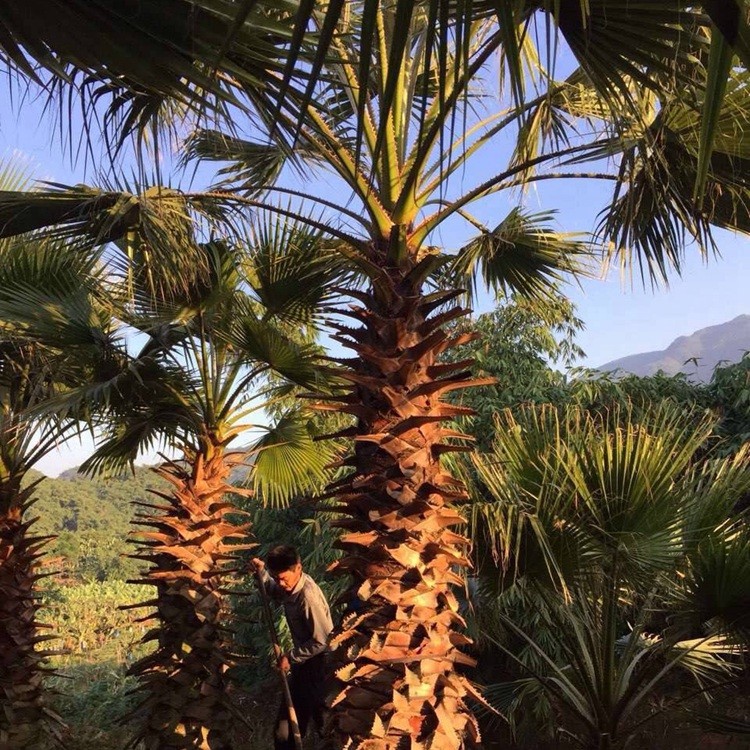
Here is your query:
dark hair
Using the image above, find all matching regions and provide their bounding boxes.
[266,545,301,574]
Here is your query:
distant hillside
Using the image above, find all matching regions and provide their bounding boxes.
[29,464,256,581]
[29,467,167,581]
[598,315,750,382]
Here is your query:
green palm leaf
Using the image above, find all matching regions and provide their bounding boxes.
[677,526,750,642]
[543,0,704,104]
[0,0,305,147]
[183,129,325,192]
[1,0,748,181]
[450,208,590,303]
[243,212,353,325]
[0,183,238,299]
[0,158,31,194]
[227,314,325,389]
[597,83,750,285]
[0,240,114,348]
[694,28,735,205]
[468,402,718,590]
[247,412,337,508]
[0,184,133,239]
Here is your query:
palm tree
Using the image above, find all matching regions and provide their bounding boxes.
[1,6,750,749]
[467,403,750,749]
[183,13,749,748]
[60,211,341,749]
[0,0,747,178]
[0,168,125,749]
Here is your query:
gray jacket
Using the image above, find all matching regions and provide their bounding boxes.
[259,569,333,664]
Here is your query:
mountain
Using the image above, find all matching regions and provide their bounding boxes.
[598,314,750,382]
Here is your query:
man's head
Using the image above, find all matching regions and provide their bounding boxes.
[266,545,303,593]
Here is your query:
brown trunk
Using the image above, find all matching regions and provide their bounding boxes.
[318,264,491,750]
[0,479,63,749]
[124,447,254,750]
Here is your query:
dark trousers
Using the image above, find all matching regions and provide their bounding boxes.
[274,654,327,750]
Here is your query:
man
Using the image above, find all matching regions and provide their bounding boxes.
[252,545,333,750]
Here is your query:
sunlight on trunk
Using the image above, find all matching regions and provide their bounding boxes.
[319,264,492,749]
[124,449,253,750]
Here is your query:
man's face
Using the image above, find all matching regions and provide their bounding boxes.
[270,562,302,593]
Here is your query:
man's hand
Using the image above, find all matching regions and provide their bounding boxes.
[277,653,291,674]
[250,557,265,573]
[272,644,290,673]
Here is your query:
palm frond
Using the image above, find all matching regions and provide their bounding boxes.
[486,591,737,747]
[541,0,705,106]
[0,238,115,349]
[1,0,748,183]
[80,415,180,477]
[183,129,325,192]
[74,357,198,475]
[125,239,245,333]
[694,28,735,205]
[681,446,750,550]
[0,0,307,151]
[449,208,590,304]
[0,184,132,239]
[0,157,32,193]
[677,526,750,642]
[0,182,242,301]
[244,212,353,325]
[227,314,325,390]
[703,0,750,68]
[468,402,718,591]
[246,412,337,509]
[598,72,750,285]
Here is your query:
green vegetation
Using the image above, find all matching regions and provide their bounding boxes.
[0,2,749,748]
[465,402,750,749]
[39,581,150,750]
[30,468,161,582]
[27,330,749,749]
[36,499,342,750]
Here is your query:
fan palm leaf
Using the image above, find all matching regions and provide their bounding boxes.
[247,412,337,509]
[15,189,341,748]
[0,0,748,176]
[467,401,749,748]
[1,4,749,747]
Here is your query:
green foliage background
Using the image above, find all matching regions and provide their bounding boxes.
[29,467,165,582]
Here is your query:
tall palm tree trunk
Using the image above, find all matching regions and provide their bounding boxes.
[125,446,252,750]
[323,263,490,749]
[0,477,62,750]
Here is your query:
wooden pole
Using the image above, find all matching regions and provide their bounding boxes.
[254,569,304,750]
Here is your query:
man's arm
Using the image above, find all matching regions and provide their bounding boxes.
[251,558,282,599]
[289,586,333,664]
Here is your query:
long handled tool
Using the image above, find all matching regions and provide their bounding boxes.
[254,568,304,750]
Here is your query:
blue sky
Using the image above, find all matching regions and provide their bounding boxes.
[1,87,748,475]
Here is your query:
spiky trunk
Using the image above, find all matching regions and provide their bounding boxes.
[321,260,491,750]
[125,447,254,750]
[0,477,63,750]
